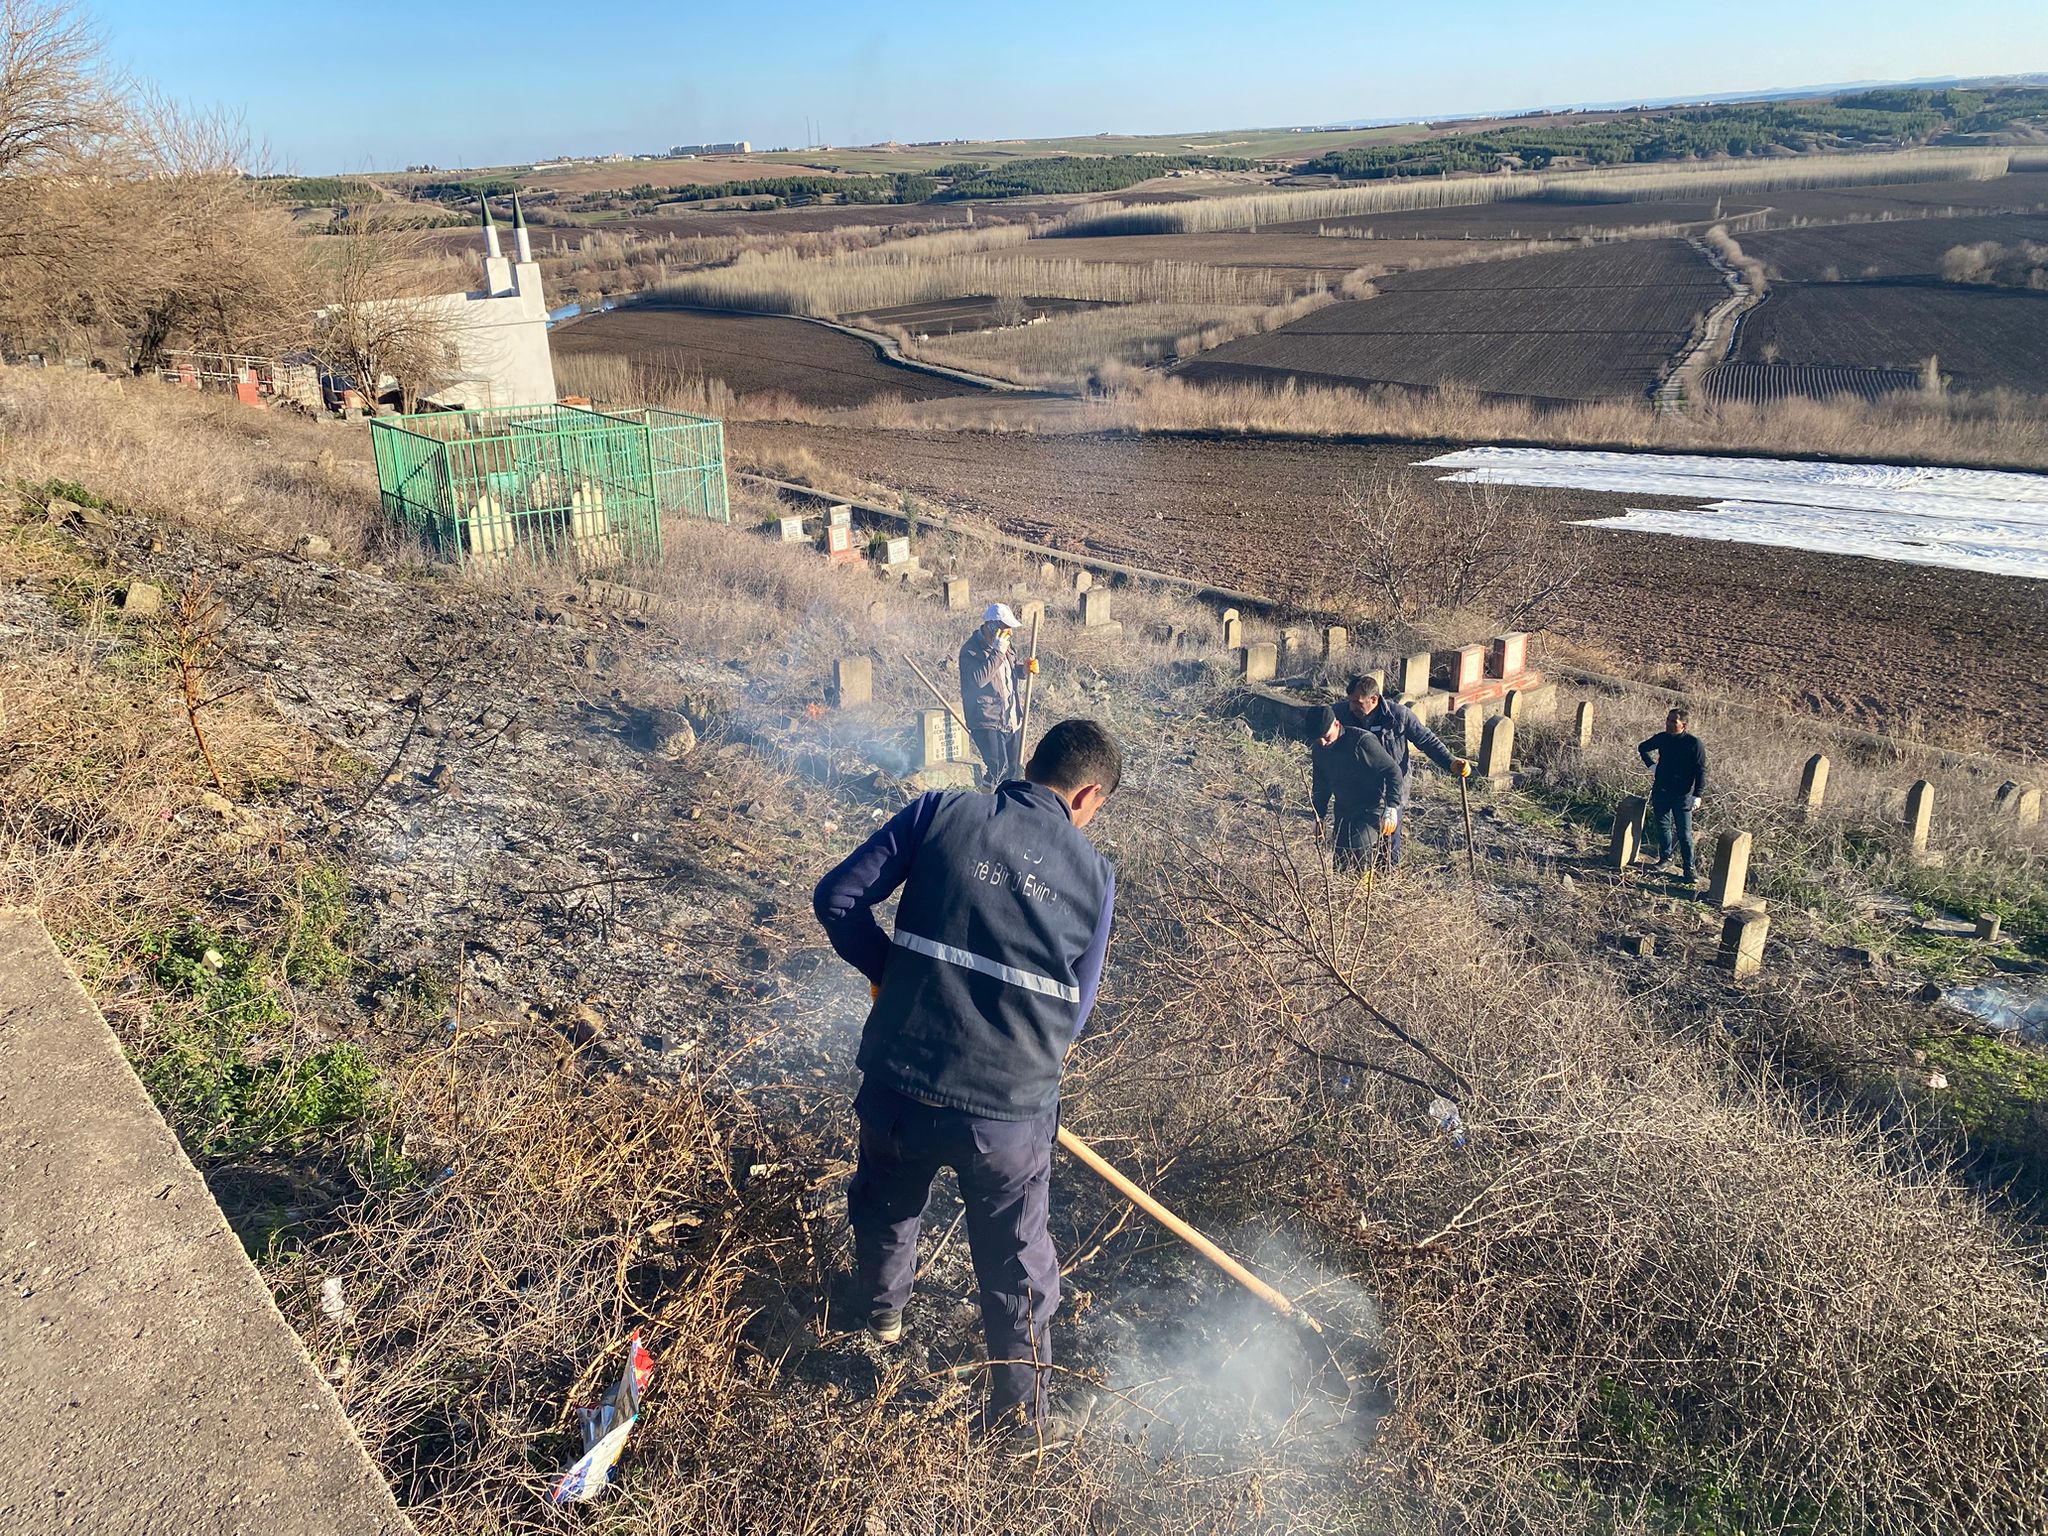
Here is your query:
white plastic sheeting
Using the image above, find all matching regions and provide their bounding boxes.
[1417,447,2048,579]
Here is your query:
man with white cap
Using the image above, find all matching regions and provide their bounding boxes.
[958,603,1037,788]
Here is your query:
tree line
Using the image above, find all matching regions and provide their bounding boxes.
[1300,89,2048,179]
[933,154,1253,200]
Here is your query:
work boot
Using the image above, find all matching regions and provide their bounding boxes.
[868,1307,904,1345]
[997,1392,1097,1461]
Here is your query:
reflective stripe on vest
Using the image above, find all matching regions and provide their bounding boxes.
[891,930,1081,1004]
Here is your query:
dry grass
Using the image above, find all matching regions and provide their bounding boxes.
[1096,372,2048,470]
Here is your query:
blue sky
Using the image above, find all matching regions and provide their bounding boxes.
[92,1,2048,172]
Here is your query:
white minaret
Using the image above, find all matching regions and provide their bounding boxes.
[480,196,513,297]
[512,194,534,265]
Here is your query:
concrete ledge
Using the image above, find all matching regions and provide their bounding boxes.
[0,912,412,1536]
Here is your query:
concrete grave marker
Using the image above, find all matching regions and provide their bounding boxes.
[1905,779,1934,855]
[1996,781,2042,827]
[1323,626,1349,660]
[1609,794,1647,869]
[1799,753,1830,812]
[920,709,965,767]
[1719,907,1770,978]
[1455,705,1486,756]
[832,656,872,708]
[1038,561,1059,585]
[1080,589,1113,627]
[776,516,807,543]
[1976,913,2003,942]
[1479,715,1515,778]
[867,600,888,623]
[1574,700,1595,748]
[827,503,852,529]
[943,576,971,611]
[1020,598,1046,631]
[1072,569,1092,593]
[1435,644,1487,695]
[1242,642,1277,683]
[1222,616,1244,649]
[1504,688,1527,721]
[878,536,911,567]
[1707,830,1752,909]
[1393,651,1432,698]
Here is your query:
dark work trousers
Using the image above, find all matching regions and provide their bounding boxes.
[1650,791,1696,877]
[849,1080,1060,1423]
[1332,819,1384,873]
[968,725,1022,789]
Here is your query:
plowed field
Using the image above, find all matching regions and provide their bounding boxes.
[1697,362,1920,405]
[1272,199,1767,241]
[550,306,983,407]
[1731,284,2048,396]
[1181,240,1725,403]
[1745,213,2048,282]
[731,422,2048,752]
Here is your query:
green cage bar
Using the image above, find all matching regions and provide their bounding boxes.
[369,401,729,565]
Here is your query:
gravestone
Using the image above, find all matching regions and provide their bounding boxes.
[1222,616,1244,650]
[920,709,962,767]
[1242,642,1277,683]
[827,503,852,529]
[1080,589,1113,627]
[1799,753,1830,812]
[1020,599,1046,631]
[832,656,872,708]
[1574,700,1595,748]
[1486,631,1529,679]
[1455,706,1486,756]
[943,576,971,611]
[1996,780,2042,827]
[1479,715,1515,778]
[1434,644,1487,695]
[867,600,888,623]
[878,536,911,568]
[1071,569,1092,594]
[1719,907,1770,978]
[1504,688,1527,721]
[1707,830,1752,909]
[1393,651,1433,698]
[1905,779,1934,855]
[776,516,806,543]
[1039,561,1059,585]
[1322,626,1349,661]
[1609,795,1647,869]
[1976,913,2003,942]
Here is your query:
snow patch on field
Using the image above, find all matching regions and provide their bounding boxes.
[1418,447,2048,579]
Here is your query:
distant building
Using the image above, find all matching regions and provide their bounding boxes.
[667,140,751,156]
[414,198,556,410]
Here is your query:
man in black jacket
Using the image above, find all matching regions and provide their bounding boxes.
[958,603,1037,787]
[1342,674,1471,865]
[1309,704,1401,870]
[812,719,1120,1436]
[1638,707,1707,882]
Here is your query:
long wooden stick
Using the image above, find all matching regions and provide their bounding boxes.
[1017,611,1042,754]
[901,653,986,766]
[1458,771,1478,894]
[1056,1124,1316,1328]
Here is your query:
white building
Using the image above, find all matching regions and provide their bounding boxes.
[418,198,557,410]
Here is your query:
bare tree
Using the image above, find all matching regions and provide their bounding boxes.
[1339,465,1585,633]
[313,209,470,412]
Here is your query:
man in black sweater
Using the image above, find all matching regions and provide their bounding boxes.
[1309,704,1400,871]
[1638,707,1707,882]
[1341,674,1470,866]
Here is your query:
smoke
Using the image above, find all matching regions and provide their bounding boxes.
[1090,1230,1385,1464]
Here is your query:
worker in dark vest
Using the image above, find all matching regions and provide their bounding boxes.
[812,718,1120,1439]
[1638,706,1707,883]
[958,603,1037,788]
[1341,673,1471,865]
[1309,704,1401,871]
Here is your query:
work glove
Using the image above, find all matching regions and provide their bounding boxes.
[870,982,881,1000]
[1688,794,1702,812]
[1454,757,1474,778]
[995,632,1012,653]
[1016,656,1039,675]
[1379,807,1400,838]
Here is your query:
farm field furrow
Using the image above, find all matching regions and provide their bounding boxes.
[1731,284,2048,396]
[1271,199,1770,240]
[549,306,982,407]
[1184,239,1725,401]
[732,422,2048,751]
[1698,362,1921,405]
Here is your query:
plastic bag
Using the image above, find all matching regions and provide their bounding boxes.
[550,1333,656,1505]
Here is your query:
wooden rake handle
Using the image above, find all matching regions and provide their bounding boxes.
[1056,1124,1313,1327]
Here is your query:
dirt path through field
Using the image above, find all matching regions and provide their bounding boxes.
[733,422,2048,753]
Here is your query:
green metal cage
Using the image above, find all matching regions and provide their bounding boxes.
[369,401,729,566]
